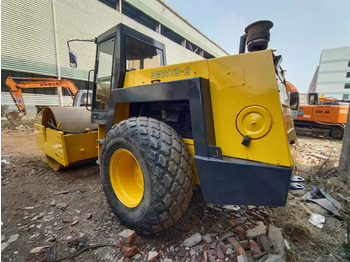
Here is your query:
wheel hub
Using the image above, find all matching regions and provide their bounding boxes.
[109,149,144,207]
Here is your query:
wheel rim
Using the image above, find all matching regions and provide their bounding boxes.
[109,149,144,208]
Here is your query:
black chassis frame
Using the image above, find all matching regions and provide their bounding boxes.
[105,77,292,206]
[91,23,166,124]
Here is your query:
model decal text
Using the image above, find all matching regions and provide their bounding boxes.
[151,67,190,79]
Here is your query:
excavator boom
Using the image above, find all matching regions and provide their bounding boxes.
[5,77,79,114]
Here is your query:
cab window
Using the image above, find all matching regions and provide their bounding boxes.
[94,38,115,110]
[126,36,163,71]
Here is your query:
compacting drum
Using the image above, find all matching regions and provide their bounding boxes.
[35,107,98,171]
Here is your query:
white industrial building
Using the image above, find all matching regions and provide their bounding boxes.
[1,0,228,109]
[309,46,350,100]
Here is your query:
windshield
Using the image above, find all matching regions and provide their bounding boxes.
[126,36,163,71]
[94,38,115,110]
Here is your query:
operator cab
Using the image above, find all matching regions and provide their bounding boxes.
[91,24,166,124]
[73,90,93,107]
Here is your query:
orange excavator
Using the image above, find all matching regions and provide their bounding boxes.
[6,77,79,114]
[286,81,349,139]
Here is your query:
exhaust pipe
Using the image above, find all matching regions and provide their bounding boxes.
[239,20,273,53]
[239,34,247,54]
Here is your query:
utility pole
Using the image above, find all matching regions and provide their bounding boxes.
[339,104,350,175]
[51,0,63,107]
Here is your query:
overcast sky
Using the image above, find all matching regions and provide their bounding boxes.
[166,0,350,92]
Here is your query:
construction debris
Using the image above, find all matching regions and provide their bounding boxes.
[183,233,202,247]
[1,125,348,261]
[148,251,159,262]
[30,246,50,254]
[53,190,70,195]
[246,221,267,238]
[268,225,285,256]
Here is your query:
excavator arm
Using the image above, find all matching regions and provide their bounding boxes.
[6,77,79,114]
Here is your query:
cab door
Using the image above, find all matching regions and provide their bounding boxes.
[91,36,116,124]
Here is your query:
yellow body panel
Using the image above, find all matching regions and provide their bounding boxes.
[34,124,98,167]
[64,132,99,163]
[123,60,209,87]
[121,50,294,167]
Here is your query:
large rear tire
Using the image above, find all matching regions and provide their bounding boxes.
[100,117,194,234]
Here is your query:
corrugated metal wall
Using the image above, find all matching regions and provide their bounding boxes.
[55,0,122,80]
[1,0,57,76]
[1,0,229,107]
[2,0,227,82]
[1,92,73,106]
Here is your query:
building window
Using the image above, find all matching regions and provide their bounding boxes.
[161,26,183,45]
[186,40,202,55]
[348,61,350,67]
[99,0,118,9]
[203,51,214,59]
[343,94,349,100]
[345,83,350,89]
[122,1,158,31]
[347,72,350,78]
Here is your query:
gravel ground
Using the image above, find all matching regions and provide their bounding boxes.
[1,129,348,262]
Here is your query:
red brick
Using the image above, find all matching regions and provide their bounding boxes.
[235,225,246,235]
[217,241,227,253]
[249,240,262,256]
[235,225,247,241]
[227,237,245,256]
[216,247,224,259]
[239,240,250,250]
[118,229,136,246]
[120,244,138,257]
[237,233,247,241]
[228,219,237,228]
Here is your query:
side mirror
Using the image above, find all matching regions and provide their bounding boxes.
[69,51,78,68]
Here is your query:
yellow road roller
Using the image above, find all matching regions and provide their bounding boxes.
[35,20,297,234]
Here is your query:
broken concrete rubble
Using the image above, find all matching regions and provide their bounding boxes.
[29,245,49,254]
[268,225,285,256]
[147,251,159,262]
[183,232,202,247]
[2,130,346,261]
[246,221,267,238]
[264,254,286,262]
